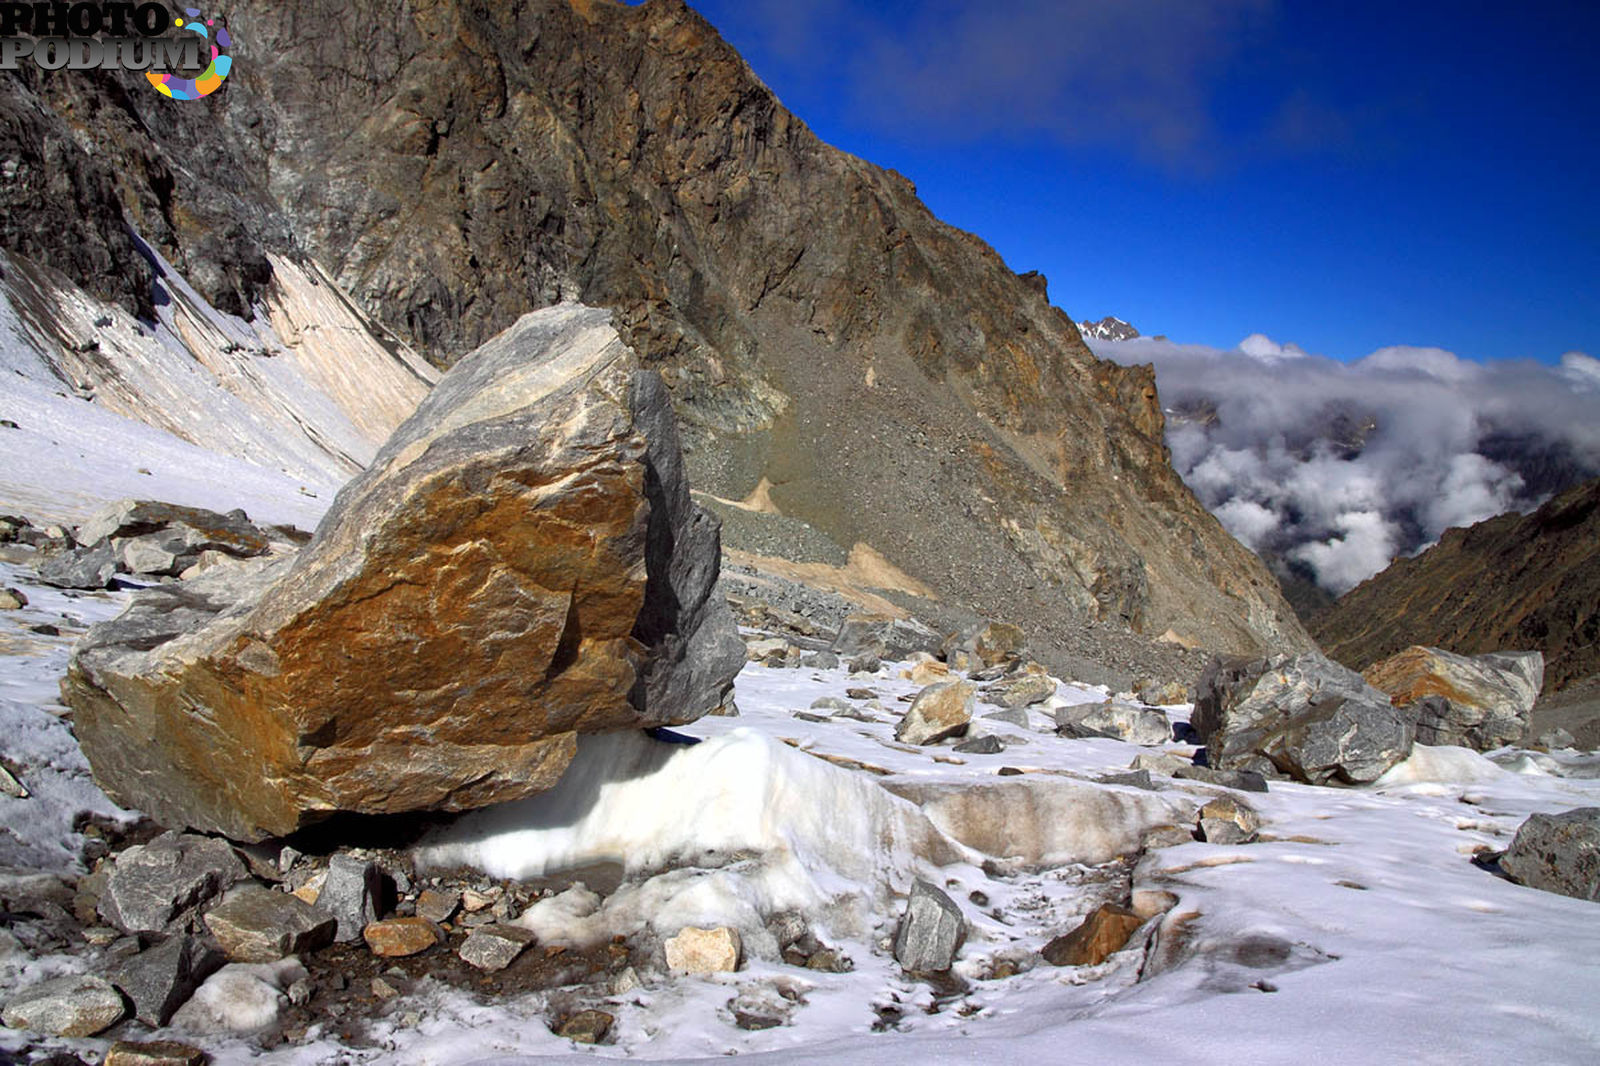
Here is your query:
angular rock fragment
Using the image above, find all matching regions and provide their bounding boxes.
[1055,700,1172,745]
[98,832,248,934]
[363,917,444,957]
[1041,904,1145,967]
[1196,796,1260,845]
[1191,654,1414,785]
[107,933,225,1026]
[414,888,459,925]
[104,1040,209,1066]
[64,306,745,841]
[1363,646,1543,751]
[2,973,126,1036]
[980,670,1056,709]
[1500,808,1600,902]
[316,855,383,943]
[893,879,964,973]
[204,887,336,962]
[832,614,941,662]
[895,681,975,745]
[459,924,537,971]
[556,1008,614,1044]
[665,926,742,974]
[952,735,1004,755]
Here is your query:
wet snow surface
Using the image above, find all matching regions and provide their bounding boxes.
[3,595,1600,1062]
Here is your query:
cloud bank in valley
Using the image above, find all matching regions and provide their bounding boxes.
[1091,336,1600,596]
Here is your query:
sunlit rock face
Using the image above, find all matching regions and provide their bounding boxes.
[65,306,744,841]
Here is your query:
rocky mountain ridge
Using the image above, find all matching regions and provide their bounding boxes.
[0,0,1308,660]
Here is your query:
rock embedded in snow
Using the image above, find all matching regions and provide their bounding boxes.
[1363,646,1543,751]
[953,735,1004,755]
[1191,654,1414,785]
[64,306,745,841]
[204,887,336,962]
[893,879,965,973]
[1173,764,1270,793]
[1197,796,1260,845]
[895,681,975,745]
[103,1040,209,1066]
[1500,808,1600,902]
[665,925,742,974]
[1041,904,1145,967]
[459,924,537,971]
[107,933,225,1026]
[980,670,1056,709]
[556,1008,615,1044]
[98,832,248,934]
[1055,700,1173,746]
[2,973,127,1036]
[0,587,25,609]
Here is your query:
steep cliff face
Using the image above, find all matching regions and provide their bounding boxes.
[1315,478,1600,692]
[0,0,1309,655]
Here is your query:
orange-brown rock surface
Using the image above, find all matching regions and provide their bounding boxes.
[64,306,744,841]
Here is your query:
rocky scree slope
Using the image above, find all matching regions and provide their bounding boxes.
[1315,476,1600,694]
[0,0,1308,658]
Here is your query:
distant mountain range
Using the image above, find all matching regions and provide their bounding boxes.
[1077,316,1141,342]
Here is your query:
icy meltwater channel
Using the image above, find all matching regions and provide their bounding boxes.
[397,660,1600,1066]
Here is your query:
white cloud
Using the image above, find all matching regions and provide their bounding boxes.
[1092,334,1600,595]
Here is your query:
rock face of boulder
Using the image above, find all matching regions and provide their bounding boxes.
[1191,654,1414,785]
[64,307,745,841]
[1500,808,1600,902]
[1362,646,1542,751]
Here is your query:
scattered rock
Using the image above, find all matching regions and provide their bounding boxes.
[903,660,952,686]
[1363,646,1543,751]
[107,934,225,1026]
[1172,765,1270,793]
[459,924,537,972]
[1142,824,1198,849]
[1534,727,1577,751]
[845,653,881,674]
[1,974,126,1036]
[556,1008,614,1044]
[204,887,336,962]
[1097,769,1156,790]
[1500,808,1600,902]
[63,309,745,841]
[316,855,383,943]
[1137,679,1189,706]
[1191,654,1414,785]
[832,614,941,661]
[952,735,1004,755]
[0,764,26,798]
[414,888,459,925]
[363,917,445,957]
[36,541,120,589]
[801,650,840,670]
[665,926,742,974]
[1041,904,1145,967]
[103,1040,208,1066]
[981,707,1032,728]
[99,832,248,934]
[845,687,878,700]
[0,587,26,609]
[895,681,975,745]
[980,671,1056,709]
[1055,700,1173,745]
[892,879,965,973]
[1197,796,1260,845]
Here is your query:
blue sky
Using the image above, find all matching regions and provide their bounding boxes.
[686,0,1598,364]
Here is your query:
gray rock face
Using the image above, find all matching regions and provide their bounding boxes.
[831,615,942,662]
[1055,701,1173,746]
[98,833,248,935]
[64,308,744,840]
[458,925,537,972]
[36,541,120,590]
[2,973,126,1036]
[1363,646,1544,751]
[316,856,383,943]
[107,935,226,1026]
[952,735,1005,755]
[204,888,337,962]
[1191,654,1414,785]
[893,880,965,973]
[1500,808,1600,902]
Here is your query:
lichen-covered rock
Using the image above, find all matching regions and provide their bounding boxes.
[1363,646,1543,751]
[895,681,975,746]
[64,307,744,840]
[1500,808,1600,902]
[1192,654,1414,785]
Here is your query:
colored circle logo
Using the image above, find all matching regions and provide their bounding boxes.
[147,8,232,99]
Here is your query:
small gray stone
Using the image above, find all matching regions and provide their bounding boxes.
[952,735,1004,755]
[1097,769,1156,790]
[792,711,831,723]
[100,832,249,934]
[414,888,459,925]
[1500,808,1600,902]
[801,650,840,669]
[981,707,1031,728]
[107,933,225,1026]
[205,886,337,962]
[458,924,537,972]
[810,696,855,714]
[316,855,383,942]
[1173,764,1270,793]
[892,879,965,973]
[0,587,26,610]
[2,973,126,1036]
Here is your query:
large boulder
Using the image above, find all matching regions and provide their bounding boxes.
[64,306,745,841]
[1191,654,1414,785]
[1362,646,1543,751]
[1500,808,1600,902]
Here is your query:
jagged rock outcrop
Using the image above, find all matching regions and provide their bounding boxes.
[1363,646,1543,751]
[64,306,744,841]
[0,0,1308,658]
[1316,478,1600,693]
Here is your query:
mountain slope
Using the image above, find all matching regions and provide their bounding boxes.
[0,0,1308,656]
[1314,477,1600,692]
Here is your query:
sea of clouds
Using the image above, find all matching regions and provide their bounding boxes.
[1092,336,1600,596]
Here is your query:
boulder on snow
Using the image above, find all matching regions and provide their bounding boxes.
[63,306,745,841]
[942,620,1027,667]
[1,973,126,1036]
[1499,808,1600,902]
[1041,903,1144,967]
[1191,654,1414,785]
[893,879,965,973]
[895,681,975,745]
[1362,646,1543,751]
[1055,700,1173,746]
[831,614,942,662]
[980,668,1056,709]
